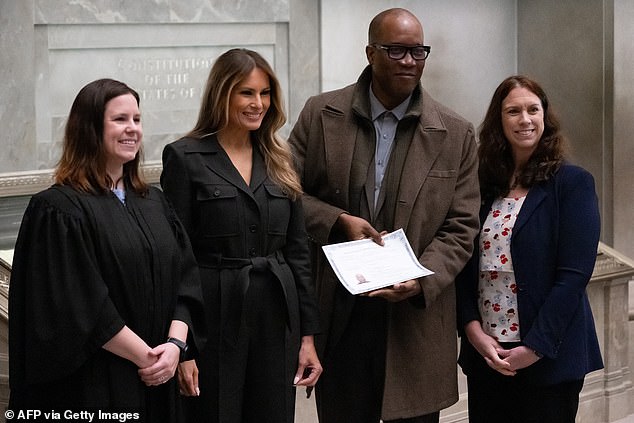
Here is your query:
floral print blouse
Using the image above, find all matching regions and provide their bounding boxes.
[478,196,526,342]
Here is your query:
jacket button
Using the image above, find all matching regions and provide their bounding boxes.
[249,224,257,233]
[213,189,221,197]
[248,248,257,257]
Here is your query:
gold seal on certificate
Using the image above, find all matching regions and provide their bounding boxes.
[322,228,434,295]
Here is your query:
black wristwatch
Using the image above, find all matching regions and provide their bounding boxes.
[167,337,188,362]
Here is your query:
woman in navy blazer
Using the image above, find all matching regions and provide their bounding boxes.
[456,75,603,423]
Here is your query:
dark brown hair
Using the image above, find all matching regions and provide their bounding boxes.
[55,78,148,195]
[478,75,566,201]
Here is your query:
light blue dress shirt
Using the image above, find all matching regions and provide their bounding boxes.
[368,87,411,209]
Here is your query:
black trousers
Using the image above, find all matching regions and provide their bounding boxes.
[466,365,584,423]
[183,270,294,423]
[315,296,440,423]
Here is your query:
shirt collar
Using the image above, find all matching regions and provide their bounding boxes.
[368,84,411,121]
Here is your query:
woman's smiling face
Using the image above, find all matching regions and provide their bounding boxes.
[501,87,544,165]
[102,93,142,174]
[226,67,271,134]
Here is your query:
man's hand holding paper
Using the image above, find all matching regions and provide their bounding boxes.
[322,228,433,295]
[335,213,384,245]
[363,278,422,302]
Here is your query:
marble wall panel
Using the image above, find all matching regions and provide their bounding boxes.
[1,0,300,174]
[613,0,634,259]
[0,0,37,172]
[33,22,288,168]
[0,0,321,252]
[34,0,290,24]
[517,0,608,239]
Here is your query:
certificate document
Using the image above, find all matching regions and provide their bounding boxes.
[322,228,434,295]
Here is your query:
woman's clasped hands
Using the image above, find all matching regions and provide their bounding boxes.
[137,341,181,386]
[464,320,540,377]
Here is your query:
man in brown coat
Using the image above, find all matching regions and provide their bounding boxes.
[288,8,480,423]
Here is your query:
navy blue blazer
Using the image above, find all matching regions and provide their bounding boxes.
[457,163,603,385]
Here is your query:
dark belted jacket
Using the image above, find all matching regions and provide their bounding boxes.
[160,135,320,363]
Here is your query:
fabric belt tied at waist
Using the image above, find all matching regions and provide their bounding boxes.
[199,251,288,345]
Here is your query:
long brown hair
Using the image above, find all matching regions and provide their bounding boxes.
[187,48,302,199]
[55,78,148,195]
[478,75,566,201]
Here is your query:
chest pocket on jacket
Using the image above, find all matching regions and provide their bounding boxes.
[264,183,290,236]
[197,184,239,237]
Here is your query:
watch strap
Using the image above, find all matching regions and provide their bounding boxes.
[167,337,188,362]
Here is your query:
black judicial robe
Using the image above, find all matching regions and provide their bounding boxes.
[8,184,206,421]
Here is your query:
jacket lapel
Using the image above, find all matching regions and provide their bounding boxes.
[321,106,359,211]
[186,135,257,201]
[394,92,448,230]
[479,182,549,236]
[249,147,268,192]
[513,183,547,235]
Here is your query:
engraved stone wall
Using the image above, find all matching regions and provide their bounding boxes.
[0,0,319,250]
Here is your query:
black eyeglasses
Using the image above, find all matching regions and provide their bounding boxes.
[373,44,431,61]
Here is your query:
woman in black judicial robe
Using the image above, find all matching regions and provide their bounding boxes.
[8,79,205,422]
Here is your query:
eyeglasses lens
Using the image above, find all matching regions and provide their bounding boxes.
[386,46,428,60]
[410,47,428,60]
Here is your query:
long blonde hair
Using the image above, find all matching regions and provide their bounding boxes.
[187,49,302,199]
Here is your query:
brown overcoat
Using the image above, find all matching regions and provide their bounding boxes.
[288,67,480,419]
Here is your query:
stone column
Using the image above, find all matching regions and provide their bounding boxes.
[579,244,634,422]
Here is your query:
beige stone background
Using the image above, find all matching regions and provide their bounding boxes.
[2,0,633,259]
[1,1,634,422]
